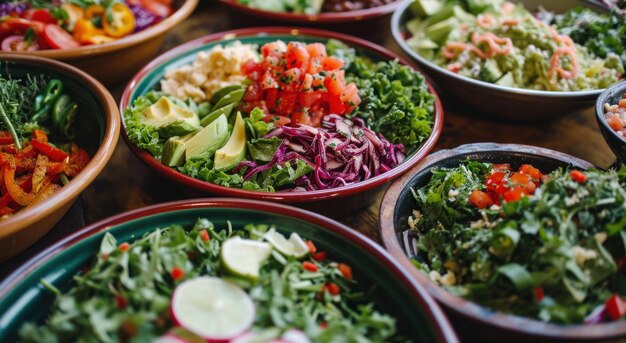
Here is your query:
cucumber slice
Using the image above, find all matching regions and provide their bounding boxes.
[264,228,309,259]
[171,277,255,341]
[221,237,272,280]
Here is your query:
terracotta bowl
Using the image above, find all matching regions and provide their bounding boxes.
[0,198,459,343]
[120,27,443,217]
[377,143,626,342]
[391,0,610,120]
[596,80,626,166]
[2,0,198,86]
[0,55,120,262]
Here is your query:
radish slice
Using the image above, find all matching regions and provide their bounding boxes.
[231,329,311,343]
[171,277,255,341]
[281,329,311,343]
[152,334,187,343]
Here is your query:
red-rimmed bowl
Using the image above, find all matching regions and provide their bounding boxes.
[120,27,443,217]
[217,0,405,24]
[377,143,626,342]
[0,198,459,343]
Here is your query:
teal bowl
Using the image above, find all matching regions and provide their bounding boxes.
[0,55,120,262]
[0,199,458,342]
[119,27,443,217]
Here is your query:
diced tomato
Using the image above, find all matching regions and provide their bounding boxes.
[338,263,353,280]
[282,68,302,89]
[298,92,322,108]
[261,71,279,90]
[306,43,327,58]
[485,171,505,190]
[302,261,318,272]
[570,170,588,183]
[170,267,185,280]
[270,115,292,127]
[339,82,360,113]
[0,132,13,145]
[285,42,310,71]
[606,294,625,321]
[324,70,346,96]
[326,282,341,296]
[118,242,130,252]
[312,251,327,261]
[241,59,262,74]
[261,41,286,58]
[306,240,317,253]
[43,24,79,49]
[307,58,323,75]
[533,287,544,301]
[606,114,624,131]
[493,163,511,171]
[509,172,531,185]
[115,294,127,308]
[199,229,210,242]
[277,91,297,115]
[21,9,57,24]
[504,187,526,202]
[619,99,626,108]
[291,108,312,126]
[469,190,492,209]
[323,93,345,115]
[322,57,344,71]
[243,84,263,102]
[518,164,543,179]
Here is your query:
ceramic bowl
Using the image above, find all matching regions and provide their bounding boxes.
[217,0,405,24]
[595,80,626,165]
[377,143,626,342]
[0,198,458,343]
[120,27,443,217]
[391,0,611,120]
[0,55,120,262]
[4,0,198,86]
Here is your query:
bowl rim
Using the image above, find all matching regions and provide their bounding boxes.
[0,54,120,240]
[217,0,407,23]
[378,142,626,340]
[595,80,626,143]
[119,26,444,203]
[0,198,460,343]
[2,0,198,58]
[391,0,609,99]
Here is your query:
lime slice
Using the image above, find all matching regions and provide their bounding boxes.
[264,228,309,259]
[221,237,272,280]
[171,276,255,341]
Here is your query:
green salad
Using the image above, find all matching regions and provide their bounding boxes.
[407,161,626,324]
[20,219,405,342]
[405,0,623,91]
[124,39,434,193]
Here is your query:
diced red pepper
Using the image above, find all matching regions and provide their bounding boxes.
[338,263,353,280]
[306,240,317,254]
[170,267,185,280]
[326,282,341,296]
[199,229,210,242]
[312,251,327,261]
[570,170,588,183]
[118,242,130,252]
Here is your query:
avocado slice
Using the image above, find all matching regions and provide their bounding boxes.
[161,136,187,167]
[214,111,247,171]
[214,88,245,109]
[200,103,235,127]
[410,0,443,18]
[478,59,502,83]
[495,73,516,87]
[141,97,200,138]
[185,114,229,160]
[425,17,458,45]
[210,85,244,105]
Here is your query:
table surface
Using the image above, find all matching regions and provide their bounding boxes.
[77,1,616,244]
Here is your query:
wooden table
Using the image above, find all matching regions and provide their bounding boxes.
[78,1,615,244]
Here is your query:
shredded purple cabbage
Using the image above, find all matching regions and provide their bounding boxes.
[0,2,29,17]
[234,115,405,191]
[128,4,160,32]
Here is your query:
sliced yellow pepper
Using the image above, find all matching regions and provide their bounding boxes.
[102,3,135,38]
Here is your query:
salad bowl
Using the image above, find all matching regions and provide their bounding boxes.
[0,55,120,262]
[2,0,198,86]
[391,0,612,121]
[0,198,459,343]
[377,143,626,342]
[596,80,626,166]
[120,27,443,217]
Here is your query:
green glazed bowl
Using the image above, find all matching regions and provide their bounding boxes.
[0,199,458,343]
[120,28,443,217]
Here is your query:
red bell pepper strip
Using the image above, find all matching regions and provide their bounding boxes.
[30,139,69,162]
